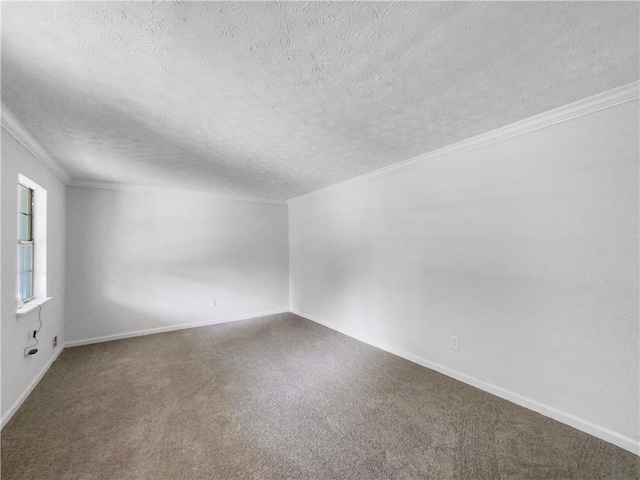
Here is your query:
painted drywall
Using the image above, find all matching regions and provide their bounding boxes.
[289,101,639,451]
[65,186,288,343]
[1,127,66,424]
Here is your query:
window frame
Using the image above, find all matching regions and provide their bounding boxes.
[17,184,35,303]
[16,174,48,313]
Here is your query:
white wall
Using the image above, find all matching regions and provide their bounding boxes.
[1,128,66,423]
[65,186,289,343]
[290,101,639,452]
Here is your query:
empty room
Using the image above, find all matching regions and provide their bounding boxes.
[1,1,639,478]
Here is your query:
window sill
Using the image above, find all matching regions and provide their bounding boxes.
[17,297,51,315]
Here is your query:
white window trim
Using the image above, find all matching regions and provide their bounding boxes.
[17,296,52,315]
[17,174,48,314]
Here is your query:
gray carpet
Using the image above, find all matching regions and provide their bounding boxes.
[2,313,638,479]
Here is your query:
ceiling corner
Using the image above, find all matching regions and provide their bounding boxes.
[1,102,72,184]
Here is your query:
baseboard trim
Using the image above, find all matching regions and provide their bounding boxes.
[65,309,289,347]
[1,345,65,429]
[291,308,640,456]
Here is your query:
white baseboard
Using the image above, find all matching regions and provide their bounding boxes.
[65,309,289,347]
[291,308,640,456]
[1,345,65,429]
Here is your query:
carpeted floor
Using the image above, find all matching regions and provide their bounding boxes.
[2,313,639,479]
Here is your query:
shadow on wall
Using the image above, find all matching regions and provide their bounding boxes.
[67,185,287,340]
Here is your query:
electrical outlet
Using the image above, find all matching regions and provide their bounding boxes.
[450,335,459,350]
[208,299,216,308]
[53,336,57,348]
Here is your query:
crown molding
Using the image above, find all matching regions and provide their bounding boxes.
[289,80,640,204]
[3,79,638,202]
[1,103,72,184]
[68,180,288,205]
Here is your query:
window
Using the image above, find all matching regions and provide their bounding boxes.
[16,174,47,311]
[17,184,34,302]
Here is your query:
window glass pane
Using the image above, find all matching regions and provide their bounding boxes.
[18,244,33,273]
[18,213,31,241]
[18,271,33,301]
[18,185,31,215]
[17,182,37,303]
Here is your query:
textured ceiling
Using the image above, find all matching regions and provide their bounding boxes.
[2,2,638,200]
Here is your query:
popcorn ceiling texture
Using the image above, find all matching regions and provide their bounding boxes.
[1,2,638,200]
